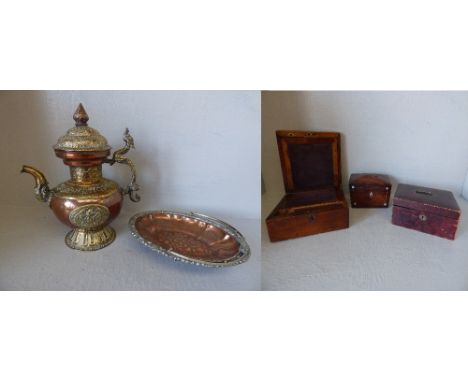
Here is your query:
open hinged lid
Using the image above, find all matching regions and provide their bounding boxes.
[393,183,460,219]
[276,130,342,193]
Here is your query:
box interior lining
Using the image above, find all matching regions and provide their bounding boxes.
[288,142,334,190]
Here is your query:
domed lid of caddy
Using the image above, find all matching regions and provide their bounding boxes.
[53,103,111,152]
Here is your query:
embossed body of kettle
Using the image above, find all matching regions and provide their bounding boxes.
[21,164,125,229]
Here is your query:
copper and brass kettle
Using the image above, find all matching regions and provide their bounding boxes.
[21,104,140,251]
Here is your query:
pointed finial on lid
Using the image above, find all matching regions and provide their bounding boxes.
[73,103,89,126]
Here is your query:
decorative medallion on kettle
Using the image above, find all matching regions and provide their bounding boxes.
[21,104,140,251]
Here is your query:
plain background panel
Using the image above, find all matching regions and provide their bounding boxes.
[262,91,468,202]
[0,91,261,290]
[1,90,260,219]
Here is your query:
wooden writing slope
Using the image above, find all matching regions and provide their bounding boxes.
[266,130,349,242]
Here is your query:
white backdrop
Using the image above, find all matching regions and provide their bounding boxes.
[262,91,468,202]
[1,91,260,219]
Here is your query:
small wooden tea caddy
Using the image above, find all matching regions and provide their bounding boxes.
[349,173,391,208]
[266,130,349,242]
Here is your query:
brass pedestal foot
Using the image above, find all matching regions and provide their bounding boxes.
[65,225,116,251]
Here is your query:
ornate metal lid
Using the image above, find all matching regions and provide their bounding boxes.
[53,104,111,152]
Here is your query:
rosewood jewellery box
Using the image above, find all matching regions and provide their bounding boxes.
[349,173,391,208]
[266,130,349,242]
[391,183,461,240]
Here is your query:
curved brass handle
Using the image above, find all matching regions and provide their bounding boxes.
[105,128,141,202]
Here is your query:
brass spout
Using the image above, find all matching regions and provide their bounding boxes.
[21,165,52,203]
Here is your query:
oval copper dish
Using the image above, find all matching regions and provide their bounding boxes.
[129,211,250,267]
